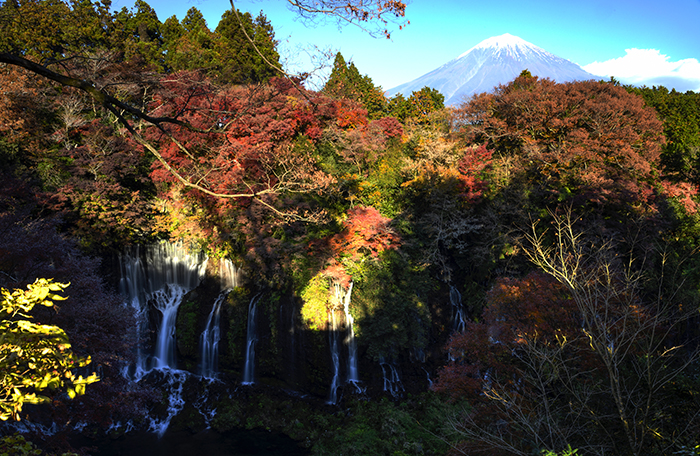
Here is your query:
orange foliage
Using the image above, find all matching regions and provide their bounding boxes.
[310,206,401,289]
[0,65,47,148]
[433,271,578,402]
[457,144,492,203]
[455,76,665,212]
[328,206,400,260]
[335,101,369,129]
[661,180,700,214]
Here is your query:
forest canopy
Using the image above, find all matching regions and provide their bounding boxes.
[1,1,700,455]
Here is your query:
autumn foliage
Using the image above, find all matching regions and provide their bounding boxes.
[145,75,361,219]
[330,206,400,258]
[433,271,577,403]
[455,74,665,214]
[3,2,700,453]
[434,207,700,455]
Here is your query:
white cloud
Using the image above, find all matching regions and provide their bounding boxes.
[583,49,700,92]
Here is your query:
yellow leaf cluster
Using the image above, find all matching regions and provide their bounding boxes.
[0,279,99,421]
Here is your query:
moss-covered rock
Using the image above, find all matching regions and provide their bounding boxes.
[220,286,252,374]
[176,300,200,364]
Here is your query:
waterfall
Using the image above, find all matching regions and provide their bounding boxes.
[119,248,149,377]
[327,308,341,404]
[119,241,208,376]
[118,243,252,438]
[199,260,239,379]
[450,285,467,333]
[422,367,433,388]
[152,285,188,369]
[379,358,404,397]
[199,292,227,379]
[218,257,239,290]
[242,293,261,385]
[328,281,361,403]
[337,282,359,386]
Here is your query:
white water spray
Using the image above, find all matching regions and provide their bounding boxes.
[119,241,208,377]
[327,308,341,404]
[218,257,239,291]
[147,369,188,438]
[152,285,188,369]
[242,293,262,385]
[199,260,239,379]
[328,281,361,403]
[199,292,226,379]
[337,282,359,386]
[450,285,467,333]
[379,358,404,397]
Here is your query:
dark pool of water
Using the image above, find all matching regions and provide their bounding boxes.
[71,427,309,456]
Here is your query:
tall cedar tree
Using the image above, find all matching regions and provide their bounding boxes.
[324,52,387,119]
[214,9,280,84]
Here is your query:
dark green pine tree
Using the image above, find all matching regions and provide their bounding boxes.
[182,6,207,33]
[386,92,411,123]
[0,0,72,58]
[252,12,279,72]
[630,86,700,184]
[214,9,280,84]
[407,86,445,122]
[64,0,112,53]
[162,7,219,73]
[116,0,166,70]
[160,15,184,49]
[324,52,355,98]
[324,52,387,119]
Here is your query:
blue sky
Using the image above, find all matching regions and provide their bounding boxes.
[112,0,700,92]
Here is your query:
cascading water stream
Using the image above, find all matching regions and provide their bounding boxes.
[152,285,188,369]
[147,370,188,438]
[327,308,341,405]
[328,281,361,404]
[199,260,239,379]
[450,285,467,333]
[337,282,359,386]
[119,251,149,378]
[117,244,254,438]
[379,357,404,398]
[423,368,433,388]
[119,241,208,377]
[242,293,261,385]
[218,257,239,291]
[200,292,226,379]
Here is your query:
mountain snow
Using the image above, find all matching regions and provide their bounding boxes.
[387,33,599,106]
[460,33,545,58]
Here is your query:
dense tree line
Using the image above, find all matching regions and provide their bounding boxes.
[324,51,445,122]
[435,73,700,456]
[0,0,280,81]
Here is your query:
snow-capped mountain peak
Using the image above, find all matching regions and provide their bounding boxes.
[388,34,599,106]
[460,33,542,57]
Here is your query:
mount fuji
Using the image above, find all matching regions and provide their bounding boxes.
[387,33,600,106]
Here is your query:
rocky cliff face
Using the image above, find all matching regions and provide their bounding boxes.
[97,240,462,456]
[172,266,449,401]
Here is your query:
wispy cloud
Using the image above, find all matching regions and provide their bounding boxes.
[583,49,700,92]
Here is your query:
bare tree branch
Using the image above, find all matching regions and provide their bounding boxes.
[283,0,408,38]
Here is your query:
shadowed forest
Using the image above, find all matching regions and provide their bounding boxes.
[1,1,700,455]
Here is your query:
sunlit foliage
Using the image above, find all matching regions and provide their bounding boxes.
[0,279,98,421]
